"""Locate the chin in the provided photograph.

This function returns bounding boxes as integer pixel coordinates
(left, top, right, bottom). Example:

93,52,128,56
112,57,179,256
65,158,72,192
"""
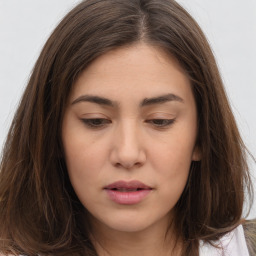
105,219,153,233
94,210,168,234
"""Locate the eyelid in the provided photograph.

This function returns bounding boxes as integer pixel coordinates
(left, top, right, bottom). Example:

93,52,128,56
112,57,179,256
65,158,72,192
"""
81,113,108,118
144,112,176,128
80,118,111,129
146,112,176,118
145,118,176,128
79,113,111,128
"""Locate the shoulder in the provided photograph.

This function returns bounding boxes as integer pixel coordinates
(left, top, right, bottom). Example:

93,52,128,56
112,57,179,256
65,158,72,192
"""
243,219,256,256
200,224,251,256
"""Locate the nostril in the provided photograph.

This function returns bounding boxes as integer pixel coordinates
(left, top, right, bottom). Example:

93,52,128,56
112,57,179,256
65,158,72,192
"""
115,161,142,169
110,145,146,169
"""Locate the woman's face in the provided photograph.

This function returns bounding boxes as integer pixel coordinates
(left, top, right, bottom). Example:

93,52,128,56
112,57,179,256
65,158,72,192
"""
62,43,200,234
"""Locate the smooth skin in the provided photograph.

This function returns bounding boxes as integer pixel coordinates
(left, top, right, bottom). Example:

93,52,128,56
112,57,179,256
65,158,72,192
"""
62,43,201,256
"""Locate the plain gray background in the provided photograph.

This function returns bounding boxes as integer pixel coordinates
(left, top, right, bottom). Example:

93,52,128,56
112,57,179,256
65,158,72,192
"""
0,0,255,218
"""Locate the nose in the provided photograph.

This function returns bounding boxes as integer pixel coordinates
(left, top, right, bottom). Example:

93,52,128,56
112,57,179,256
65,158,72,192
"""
110,121,146,169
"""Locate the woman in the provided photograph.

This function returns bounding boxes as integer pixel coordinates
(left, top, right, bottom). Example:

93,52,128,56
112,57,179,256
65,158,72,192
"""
0,0,255,255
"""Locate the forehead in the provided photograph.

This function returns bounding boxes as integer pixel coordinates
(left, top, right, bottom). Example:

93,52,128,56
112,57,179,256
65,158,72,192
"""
69,43,193,105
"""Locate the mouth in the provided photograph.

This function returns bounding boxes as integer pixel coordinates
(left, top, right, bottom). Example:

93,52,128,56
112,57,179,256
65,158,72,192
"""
109,188,148,192
104,180,152,191
104,180,153,205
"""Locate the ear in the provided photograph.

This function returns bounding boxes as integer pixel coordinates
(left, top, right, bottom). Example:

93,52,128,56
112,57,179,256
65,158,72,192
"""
192,145,201,161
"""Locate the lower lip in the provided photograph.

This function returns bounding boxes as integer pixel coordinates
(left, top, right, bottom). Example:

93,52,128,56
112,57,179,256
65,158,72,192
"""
105,189,152,205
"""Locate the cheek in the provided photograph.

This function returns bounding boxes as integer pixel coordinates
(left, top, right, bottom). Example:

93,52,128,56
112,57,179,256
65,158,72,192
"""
63,143,102,207
62,117,105,176
150,132,195,175
153,146,191,208
158,149,191,192
62,130,114,204
63,141,105,181
149,127,195,198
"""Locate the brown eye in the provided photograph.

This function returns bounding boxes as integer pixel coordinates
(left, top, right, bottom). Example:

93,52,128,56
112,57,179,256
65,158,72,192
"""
146,119,176,127
81,118,111,128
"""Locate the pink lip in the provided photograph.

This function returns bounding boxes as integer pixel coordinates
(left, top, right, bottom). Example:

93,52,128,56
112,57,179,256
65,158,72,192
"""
104,180,152,205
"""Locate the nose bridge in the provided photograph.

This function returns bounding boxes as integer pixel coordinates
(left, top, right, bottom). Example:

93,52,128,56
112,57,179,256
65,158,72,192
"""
110,118,145,168
119,118,138,146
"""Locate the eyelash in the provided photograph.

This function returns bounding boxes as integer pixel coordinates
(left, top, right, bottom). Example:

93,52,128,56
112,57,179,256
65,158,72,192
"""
81,118,176,129
145,119,176,128
81,118,111,128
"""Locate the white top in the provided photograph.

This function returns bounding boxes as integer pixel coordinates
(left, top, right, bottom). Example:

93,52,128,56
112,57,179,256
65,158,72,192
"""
199,225,250,256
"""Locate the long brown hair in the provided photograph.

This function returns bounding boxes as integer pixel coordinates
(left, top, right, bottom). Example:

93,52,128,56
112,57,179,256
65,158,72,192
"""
0,0,253,255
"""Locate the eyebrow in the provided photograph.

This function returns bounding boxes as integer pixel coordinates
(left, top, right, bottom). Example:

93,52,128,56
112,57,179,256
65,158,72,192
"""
71,93,184,107
140,93,184,107
72,95,117,107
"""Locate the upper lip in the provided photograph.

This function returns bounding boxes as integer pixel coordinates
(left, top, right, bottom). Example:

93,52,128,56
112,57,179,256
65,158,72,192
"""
104,180,152,190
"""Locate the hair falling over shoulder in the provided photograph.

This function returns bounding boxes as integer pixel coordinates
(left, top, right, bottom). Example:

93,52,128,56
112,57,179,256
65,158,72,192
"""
0,0,254,255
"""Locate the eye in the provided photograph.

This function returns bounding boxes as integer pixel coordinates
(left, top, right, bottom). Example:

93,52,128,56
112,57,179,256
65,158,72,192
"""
81,118,111,128
146,119,176,128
